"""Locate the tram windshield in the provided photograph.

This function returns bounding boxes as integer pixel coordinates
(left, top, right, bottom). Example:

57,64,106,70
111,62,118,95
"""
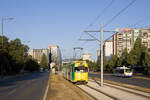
75,65,88,72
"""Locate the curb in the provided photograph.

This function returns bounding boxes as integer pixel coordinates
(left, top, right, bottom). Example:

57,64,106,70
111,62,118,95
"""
43,73,50,100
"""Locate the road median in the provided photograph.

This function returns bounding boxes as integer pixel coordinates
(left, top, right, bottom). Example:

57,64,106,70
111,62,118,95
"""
46,74,91,100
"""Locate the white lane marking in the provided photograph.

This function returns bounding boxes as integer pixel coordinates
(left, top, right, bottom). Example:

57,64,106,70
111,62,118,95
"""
43,76,50,100
8,89,16,95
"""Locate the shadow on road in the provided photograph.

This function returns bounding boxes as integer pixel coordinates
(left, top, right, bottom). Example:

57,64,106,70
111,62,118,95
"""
0,72,48,87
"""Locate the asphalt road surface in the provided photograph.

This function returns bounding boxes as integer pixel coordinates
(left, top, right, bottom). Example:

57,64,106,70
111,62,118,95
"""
0,72,49,100
89,73,150,88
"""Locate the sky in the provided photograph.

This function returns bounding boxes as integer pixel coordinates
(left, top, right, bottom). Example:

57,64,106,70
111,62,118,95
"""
0,0,150,61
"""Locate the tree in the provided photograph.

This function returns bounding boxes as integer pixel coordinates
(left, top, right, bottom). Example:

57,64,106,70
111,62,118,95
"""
0,36,13,75
0,36,9,52
8,38,29,73
140,46,150,66
9,38,29,63
97,55,108,71
118,48,128,66
0,49,12,77
127,37,150,67
133,37,142,65
40,53,48,70
127,50,137,66
107,55,118,72
86,60,98,71
0,36,31,75
25,56,40,72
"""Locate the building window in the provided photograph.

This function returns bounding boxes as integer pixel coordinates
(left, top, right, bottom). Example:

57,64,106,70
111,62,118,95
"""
143,32,148,38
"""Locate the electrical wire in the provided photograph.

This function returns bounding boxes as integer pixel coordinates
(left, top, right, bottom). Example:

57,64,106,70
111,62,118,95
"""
78,0,115,45
86,0,115,29
129,15,150,28
103,15,150,47
104,0,137,28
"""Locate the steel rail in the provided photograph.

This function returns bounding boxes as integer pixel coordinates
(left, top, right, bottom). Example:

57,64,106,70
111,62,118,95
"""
88,79,150,99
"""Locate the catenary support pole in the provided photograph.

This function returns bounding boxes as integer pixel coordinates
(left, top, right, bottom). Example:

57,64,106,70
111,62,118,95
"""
100,22,103,87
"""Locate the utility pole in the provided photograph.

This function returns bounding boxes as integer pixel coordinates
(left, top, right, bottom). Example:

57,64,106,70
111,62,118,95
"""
84,23,104,86
1,17,4,49
49,47,52,71
1,16,14,79
1,16,14,49
1,17,4,79
83,22,116,87
100,22,103,87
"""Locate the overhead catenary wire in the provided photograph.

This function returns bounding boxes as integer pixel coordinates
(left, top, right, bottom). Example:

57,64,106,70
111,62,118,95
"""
104,0,137,28
80,0,137,46
129,15,150,28
77,0,137,58
78,0,115,41
108,15,150,44
86,0,115,29
99,0,137,44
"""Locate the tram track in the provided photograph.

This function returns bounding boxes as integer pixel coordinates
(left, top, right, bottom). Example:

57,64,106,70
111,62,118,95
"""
89,76,150,93
102,82,150,99
75,85,98,100
86,79,150,100
76,83,116,100
76,85,113,100
85,84,119,100
63,75,150,100
74,78,150,100
89,77,150,95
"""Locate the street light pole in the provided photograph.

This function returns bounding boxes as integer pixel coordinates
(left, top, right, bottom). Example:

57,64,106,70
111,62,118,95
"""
1,16,14,49
1,16,14,79
1,17,4,49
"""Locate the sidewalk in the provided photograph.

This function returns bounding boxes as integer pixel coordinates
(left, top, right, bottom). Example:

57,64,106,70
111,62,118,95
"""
46,74,91,100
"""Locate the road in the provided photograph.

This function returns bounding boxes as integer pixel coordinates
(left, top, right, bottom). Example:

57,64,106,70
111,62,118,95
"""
0,72,49,100
89,73,150,88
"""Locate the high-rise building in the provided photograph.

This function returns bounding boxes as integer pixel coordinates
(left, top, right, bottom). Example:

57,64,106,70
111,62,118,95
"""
104,40,113,59
97,40,113,60
113,28,150,56
82,51,91,61
29,48,49,63
48,45,62,66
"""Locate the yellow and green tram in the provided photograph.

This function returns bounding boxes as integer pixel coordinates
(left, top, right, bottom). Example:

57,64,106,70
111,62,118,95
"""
62,61,88,84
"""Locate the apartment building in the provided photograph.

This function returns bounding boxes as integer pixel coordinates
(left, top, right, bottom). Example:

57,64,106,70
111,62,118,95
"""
104,40,113,59
113,28,150,56
29,48,49,63
97,40,113,60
